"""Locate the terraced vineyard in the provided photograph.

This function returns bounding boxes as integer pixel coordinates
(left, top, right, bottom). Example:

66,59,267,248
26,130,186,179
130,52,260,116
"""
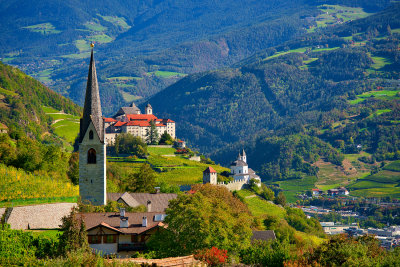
0,164,79,207
108,146,230,188
348,160,400,198
43,106,80,149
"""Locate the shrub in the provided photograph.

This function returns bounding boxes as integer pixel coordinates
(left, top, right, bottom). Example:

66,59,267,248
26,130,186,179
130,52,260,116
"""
194,247,228,266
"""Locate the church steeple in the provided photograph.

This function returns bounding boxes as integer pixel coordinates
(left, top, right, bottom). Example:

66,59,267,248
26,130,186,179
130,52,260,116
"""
80,47,104,143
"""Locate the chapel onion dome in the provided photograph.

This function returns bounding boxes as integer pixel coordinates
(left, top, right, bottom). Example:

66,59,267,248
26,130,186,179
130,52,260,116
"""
230,160,248,167
146,103,152,108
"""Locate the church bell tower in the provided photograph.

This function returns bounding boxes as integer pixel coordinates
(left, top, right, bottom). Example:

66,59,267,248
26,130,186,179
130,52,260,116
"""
79,45,106,205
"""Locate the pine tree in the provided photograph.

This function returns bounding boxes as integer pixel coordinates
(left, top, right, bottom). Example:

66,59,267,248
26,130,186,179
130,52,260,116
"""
58,209,90,256
146,120,159,145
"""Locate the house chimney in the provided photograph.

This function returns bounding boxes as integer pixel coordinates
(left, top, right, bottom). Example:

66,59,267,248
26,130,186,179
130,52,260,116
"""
120,208,125,217
147,200,152,212
120,217,129,228
142,216,147,227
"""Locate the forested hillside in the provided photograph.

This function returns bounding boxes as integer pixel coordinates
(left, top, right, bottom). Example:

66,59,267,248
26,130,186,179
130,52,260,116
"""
0,0,390,115
146,3,400,184
0,62,82,205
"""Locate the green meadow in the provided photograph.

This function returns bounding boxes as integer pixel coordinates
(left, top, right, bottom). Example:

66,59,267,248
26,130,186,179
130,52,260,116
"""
22,23,61,35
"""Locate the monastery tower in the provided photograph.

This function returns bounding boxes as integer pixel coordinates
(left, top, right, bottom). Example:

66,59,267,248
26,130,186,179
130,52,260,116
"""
79,46,107,205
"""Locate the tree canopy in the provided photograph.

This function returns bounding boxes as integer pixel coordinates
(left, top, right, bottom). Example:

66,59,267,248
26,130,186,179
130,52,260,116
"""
148,184,255,257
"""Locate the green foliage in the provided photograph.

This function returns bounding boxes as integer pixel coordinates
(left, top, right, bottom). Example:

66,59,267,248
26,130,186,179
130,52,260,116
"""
148,184,254,257
289,235,396,266
274,192,287,207
240,240,291,267
67,152,79,185
58,210,90,256
114,133,147,157
127,163,157,193
77,200,146,213
158,131,174,145
146,120,159,145
285,207,324,236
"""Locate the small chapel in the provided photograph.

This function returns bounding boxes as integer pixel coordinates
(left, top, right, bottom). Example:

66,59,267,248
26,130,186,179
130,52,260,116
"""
230,150,261,185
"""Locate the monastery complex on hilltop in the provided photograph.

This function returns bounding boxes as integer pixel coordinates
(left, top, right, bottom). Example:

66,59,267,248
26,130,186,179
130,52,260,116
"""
103,103,175,145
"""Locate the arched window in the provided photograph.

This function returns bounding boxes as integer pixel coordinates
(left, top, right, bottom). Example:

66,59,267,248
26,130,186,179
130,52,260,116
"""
88,148,96,164
89,130,94,140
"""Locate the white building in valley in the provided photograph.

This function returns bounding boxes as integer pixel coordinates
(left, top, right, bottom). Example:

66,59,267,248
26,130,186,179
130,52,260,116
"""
230,150,261,185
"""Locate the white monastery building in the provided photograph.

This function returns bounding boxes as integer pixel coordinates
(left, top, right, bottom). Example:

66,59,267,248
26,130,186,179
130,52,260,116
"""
104,103,175,145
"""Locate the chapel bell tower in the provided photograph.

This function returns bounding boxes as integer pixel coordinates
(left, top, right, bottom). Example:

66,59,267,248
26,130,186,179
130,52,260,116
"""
79,44,107,205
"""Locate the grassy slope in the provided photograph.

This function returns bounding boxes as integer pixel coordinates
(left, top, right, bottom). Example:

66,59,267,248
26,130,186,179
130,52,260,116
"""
236,189,325,246
348,160,400,198
109,146,230,187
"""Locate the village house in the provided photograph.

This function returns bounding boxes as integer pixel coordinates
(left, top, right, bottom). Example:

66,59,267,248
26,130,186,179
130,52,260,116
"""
0,122,8,134
312,188,323,196
80,210,167,255
106,192,177,212
103,103,175,145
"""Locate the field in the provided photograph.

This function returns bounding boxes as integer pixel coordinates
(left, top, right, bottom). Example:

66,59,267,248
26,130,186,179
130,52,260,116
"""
98,15,131,30
308,5,371,33
84,21,107,32
236,190,286,219
349,89,400,104
151,71,186,78
348,161,400,197
120,91,141,102
22,23,61,35
108,146,230,186
371,56,393,69
0,164,78,207
43,106,80,144
147,146,176,155
276,176,317,203
148,153,229,185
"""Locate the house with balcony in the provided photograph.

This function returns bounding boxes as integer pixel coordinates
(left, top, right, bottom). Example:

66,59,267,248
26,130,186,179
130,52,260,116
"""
79,210,167,255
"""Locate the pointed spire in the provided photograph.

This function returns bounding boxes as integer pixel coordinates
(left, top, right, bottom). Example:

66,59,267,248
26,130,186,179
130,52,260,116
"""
80,48,104,143
237,151,241,160
242,149,246,156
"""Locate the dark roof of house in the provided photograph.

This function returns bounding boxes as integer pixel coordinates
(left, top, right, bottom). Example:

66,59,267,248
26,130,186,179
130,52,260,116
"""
80,48,104,143
203,166,217,173
107,193,177,212
114,102,141,117
230,160,248,167
79,212,165,234
252,230,276,241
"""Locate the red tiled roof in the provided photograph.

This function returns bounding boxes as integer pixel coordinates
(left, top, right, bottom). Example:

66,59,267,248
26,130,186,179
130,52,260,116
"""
156,124,166,127
203,166,217,173
114,121,127,127
0,122,8,129
104,117,117,123
126,114,157,121
163,119,175,123
125,121,150,127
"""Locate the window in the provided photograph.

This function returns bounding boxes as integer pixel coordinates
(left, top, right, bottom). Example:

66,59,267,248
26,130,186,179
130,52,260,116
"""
89,130,94,140
88,235,101,244
103,235,117,243
88,148,96,164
